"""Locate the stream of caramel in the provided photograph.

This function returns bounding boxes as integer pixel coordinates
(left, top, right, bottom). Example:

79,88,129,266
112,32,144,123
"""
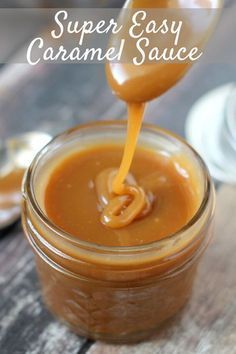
97,0,220,229
95,103,151,228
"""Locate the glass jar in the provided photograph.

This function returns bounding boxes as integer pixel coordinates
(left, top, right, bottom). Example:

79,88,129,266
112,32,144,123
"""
22,121,215,343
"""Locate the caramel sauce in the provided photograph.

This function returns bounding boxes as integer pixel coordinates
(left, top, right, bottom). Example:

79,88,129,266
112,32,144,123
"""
96,103,151,228
23,1,218,342
45,0,219,232
101,0,220,228
45,144,200,247
0,169,24,209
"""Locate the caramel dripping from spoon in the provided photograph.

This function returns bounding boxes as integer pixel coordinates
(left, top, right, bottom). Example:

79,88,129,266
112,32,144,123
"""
96,0,222,229
95,103,152,228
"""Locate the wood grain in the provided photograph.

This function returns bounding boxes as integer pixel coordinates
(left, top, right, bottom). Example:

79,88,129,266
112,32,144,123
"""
87,185,236,354
0,225,85,354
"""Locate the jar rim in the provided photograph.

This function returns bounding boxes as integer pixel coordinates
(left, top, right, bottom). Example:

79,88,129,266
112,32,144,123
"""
23,120,213,255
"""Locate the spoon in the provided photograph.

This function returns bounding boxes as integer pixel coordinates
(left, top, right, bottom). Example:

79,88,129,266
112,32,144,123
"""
106,0,223,102
0,132,51,232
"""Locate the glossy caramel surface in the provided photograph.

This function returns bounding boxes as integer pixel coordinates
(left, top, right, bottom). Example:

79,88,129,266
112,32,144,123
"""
105,0,220,226
45,144,200,247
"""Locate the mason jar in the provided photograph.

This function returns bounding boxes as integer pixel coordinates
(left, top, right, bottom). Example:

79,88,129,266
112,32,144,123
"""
22,121,215,343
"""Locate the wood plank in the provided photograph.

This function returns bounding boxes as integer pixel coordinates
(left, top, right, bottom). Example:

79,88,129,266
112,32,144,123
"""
87,184,236,354
0,225,85,354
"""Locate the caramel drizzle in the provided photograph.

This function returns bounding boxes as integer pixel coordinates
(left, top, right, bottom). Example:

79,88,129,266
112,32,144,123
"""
95,103,152,229
112,103,145,194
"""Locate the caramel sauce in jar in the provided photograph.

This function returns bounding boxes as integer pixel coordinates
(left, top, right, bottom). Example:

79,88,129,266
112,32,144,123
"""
22,0,220,342
22,122,215,342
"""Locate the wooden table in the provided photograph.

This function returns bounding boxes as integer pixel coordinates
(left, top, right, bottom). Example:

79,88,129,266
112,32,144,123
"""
1,3,236,353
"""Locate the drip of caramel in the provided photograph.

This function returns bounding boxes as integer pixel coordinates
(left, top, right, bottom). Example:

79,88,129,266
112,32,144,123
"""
95,166,152,228
112,103,145,195
96,103,152,228
96,0,221,229
45,144,201,247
